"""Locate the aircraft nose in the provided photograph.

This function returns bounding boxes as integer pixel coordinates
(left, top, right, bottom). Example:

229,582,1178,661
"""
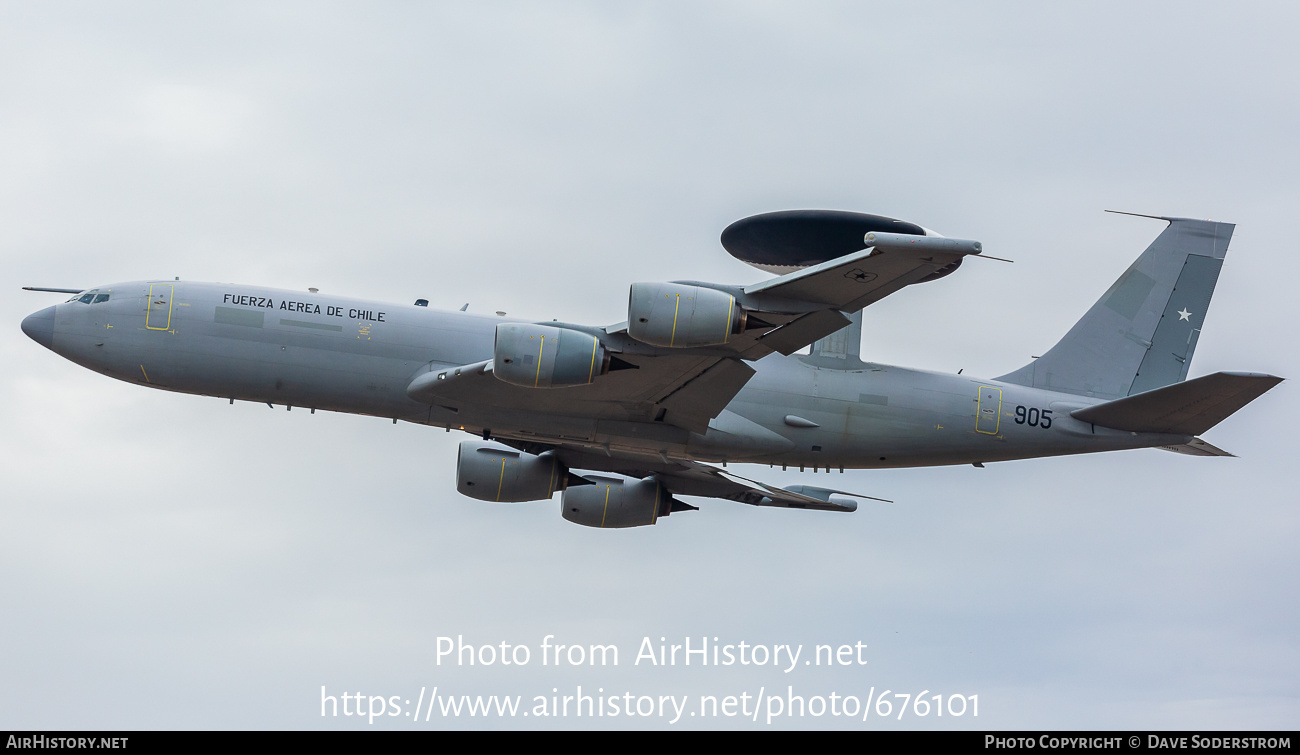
21,305,57,350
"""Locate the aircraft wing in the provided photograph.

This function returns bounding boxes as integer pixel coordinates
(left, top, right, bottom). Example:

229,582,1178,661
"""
408,352,754,435
407,231,983,434
506,440,885,511
698,231,983,360
648,461,888,511
743,239,972,316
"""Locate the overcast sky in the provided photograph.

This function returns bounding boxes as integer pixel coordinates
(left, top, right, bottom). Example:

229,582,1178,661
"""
2,1,1297,730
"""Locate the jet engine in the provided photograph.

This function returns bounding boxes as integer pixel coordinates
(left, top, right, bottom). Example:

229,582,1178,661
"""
560,477,694,528
456,441,567,502
627,282,745,348
494,323,609,388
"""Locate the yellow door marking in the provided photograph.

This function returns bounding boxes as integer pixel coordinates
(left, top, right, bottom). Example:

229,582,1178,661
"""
976,387,1002,435
145,284,174,330
139,365,151,383
600,485,611,528
496,459,507,502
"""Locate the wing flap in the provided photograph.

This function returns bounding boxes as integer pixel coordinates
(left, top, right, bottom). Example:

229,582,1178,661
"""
744,309,852,357
654,463,888,511
657,359,757,434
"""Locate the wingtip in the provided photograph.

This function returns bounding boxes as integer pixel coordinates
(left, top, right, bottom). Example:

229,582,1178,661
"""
1105,209,1172,222
1105,209,1233,226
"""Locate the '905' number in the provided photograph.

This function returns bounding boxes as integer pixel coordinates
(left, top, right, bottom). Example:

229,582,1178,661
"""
1014,406,1053,428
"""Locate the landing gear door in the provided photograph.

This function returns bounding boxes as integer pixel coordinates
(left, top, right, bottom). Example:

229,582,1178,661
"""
146,284,173,330
976,386,1002,435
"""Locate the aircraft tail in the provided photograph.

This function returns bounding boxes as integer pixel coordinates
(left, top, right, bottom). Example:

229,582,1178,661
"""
997,214,1234,399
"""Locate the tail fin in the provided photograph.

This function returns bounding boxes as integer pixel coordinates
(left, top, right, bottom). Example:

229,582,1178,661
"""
997,214,1234,398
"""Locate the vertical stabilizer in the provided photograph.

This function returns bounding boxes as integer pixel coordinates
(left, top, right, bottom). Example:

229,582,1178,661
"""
996,216,1233,399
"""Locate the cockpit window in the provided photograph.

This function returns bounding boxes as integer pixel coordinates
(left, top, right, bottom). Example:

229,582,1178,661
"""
68,289,109,304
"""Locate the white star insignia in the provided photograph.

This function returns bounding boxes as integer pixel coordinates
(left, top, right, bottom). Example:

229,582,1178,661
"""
1177,308,1192,321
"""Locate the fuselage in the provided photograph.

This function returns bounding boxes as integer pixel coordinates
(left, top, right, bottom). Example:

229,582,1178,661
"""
22,280,1191,471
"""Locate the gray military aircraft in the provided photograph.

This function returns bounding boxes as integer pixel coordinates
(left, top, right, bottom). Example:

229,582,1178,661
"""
21,210,1281,528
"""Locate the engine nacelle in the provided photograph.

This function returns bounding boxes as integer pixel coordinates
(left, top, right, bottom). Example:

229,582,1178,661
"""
627,282,745,348
561,477,681,528
456,441,566,502
494,323,608,388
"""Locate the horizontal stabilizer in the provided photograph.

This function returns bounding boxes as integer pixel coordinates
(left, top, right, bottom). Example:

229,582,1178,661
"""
1156,438,1235,457
1071,371,1282,435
